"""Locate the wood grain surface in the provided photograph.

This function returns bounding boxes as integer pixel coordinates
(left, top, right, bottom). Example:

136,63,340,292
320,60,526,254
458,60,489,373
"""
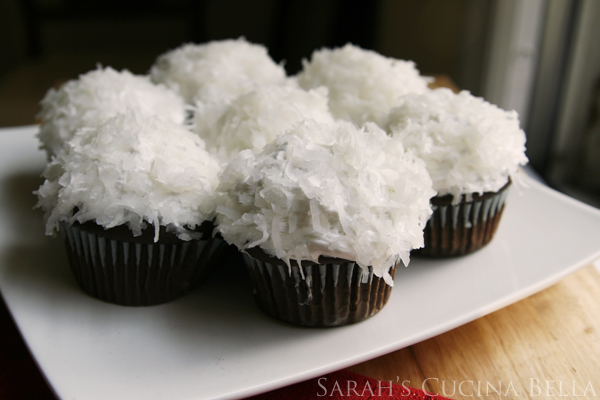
347,264,600,399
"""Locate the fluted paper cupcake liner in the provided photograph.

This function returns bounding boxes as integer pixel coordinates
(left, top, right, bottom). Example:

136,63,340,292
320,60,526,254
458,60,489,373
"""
61,221,227,306
416,182,511,257
242,253,397,327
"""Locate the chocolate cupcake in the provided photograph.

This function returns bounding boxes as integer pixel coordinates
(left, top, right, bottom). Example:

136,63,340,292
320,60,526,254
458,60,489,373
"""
216,120,434,326
243,248,398,327
296,43,430,128
192,83,334,163
149,38,289,105
60,220,225,306
418,180,511,257
36,113,225,305
385,88,528,256
37,66,186,160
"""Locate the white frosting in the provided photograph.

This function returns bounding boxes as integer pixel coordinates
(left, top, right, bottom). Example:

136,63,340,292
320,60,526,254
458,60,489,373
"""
385,88,528,200
296,44,430,127
192,84,335,162
215,120,435,285
150,38,289,104
36,113,221,241
37,66,186,158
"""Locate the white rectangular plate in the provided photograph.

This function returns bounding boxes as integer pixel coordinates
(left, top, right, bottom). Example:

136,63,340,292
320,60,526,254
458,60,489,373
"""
2,125,600,400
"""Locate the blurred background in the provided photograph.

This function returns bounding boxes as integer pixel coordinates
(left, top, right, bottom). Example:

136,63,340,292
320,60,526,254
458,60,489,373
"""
0,0,599,207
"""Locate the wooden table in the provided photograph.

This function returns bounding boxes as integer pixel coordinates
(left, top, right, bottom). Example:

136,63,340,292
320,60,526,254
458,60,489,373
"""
2,264,599,399
348,264,600,399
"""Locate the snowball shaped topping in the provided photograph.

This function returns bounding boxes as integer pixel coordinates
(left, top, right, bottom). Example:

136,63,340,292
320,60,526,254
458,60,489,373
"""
36,113,222,241
150,38,288,104
216,120,435,284
385,88,528,200
296,44,430,127
37,66,186,158
193,84,335,162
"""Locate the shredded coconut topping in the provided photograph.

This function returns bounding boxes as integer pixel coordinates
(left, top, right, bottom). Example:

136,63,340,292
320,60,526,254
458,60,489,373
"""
296,44,431,127
150,38,288,104
36,113,221,241
37,66,186,158
215,120,435,285
193,84,335,162
385,88,528,200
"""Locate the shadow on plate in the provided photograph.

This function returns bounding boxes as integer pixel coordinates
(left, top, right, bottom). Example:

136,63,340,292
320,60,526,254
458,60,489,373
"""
0,170,80,302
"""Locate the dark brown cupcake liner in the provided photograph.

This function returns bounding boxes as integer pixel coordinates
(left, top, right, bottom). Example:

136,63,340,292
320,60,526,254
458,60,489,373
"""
242,250,398,327
60,220,227,306
416,181,511,257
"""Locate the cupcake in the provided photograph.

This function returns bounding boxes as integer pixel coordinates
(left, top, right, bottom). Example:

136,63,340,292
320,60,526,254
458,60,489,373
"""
385,88,528,256
216,119,434,326
149,38,289,105
296,43,431,128
192,83,335,162
37,66,186,159
35,113,226,305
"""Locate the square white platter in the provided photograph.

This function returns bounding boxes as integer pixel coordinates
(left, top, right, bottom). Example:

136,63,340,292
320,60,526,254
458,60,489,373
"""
1,125,600,400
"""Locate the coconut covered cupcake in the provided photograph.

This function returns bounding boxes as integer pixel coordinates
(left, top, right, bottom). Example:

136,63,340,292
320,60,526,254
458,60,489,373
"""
296,43,430,128
385,88,528,256
150,38,289,104
37,66,186,159
36,112,226,306
216,119,434,326
192,84,335,162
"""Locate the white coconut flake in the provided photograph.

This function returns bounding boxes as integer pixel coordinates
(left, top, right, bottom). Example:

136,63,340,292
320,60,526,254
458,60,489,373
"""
37,66,186,159
385,88,528,200
296,43,431,127
150,38,289,104
36,112,221,241
192,84,335,162
216,119,435,285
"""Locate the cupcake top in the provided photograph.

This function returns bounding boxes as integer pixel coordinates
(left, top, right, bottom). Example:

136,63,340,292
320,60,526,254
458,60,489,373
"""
296,43,431,127
385,88,528,200
150,38,288,104
37,66,186,159
215,119,435,284
193,84,335,162
36,112,221,242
